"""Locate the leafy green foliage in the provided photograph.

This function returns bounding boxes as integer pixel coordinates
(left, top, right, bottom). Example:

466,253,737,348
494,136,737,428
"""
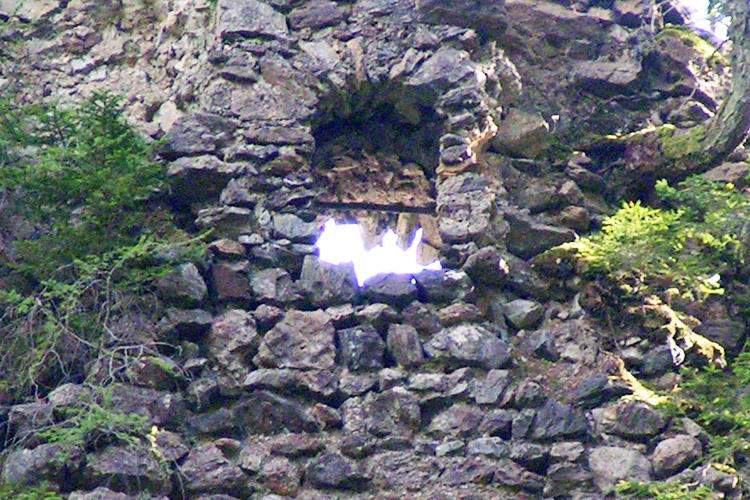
0,92,166,279
0,483,64,500
558,175,749,300
663,347,750,466
0,93,205,399
616,480,719,500
35,387,149,452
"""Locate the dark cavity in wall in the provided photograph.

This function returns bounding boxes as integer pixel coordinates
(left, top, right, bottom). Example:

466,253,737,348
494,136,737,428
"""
312,103,443,183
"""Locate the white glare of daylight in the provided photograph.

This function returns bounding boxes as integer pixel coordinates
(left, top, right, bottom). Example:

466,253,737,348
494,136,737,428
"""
681,0,729,41
316,219,442,286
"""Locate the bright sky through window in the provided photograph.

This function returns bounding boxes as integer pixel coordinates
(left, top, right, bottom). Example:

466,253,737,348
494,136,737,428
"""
682,0,729,40
316,219,442,286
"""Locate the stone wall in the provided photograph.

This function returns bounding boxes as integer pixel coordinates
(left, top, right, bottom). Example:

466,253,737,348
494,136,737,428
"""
0,0,745,499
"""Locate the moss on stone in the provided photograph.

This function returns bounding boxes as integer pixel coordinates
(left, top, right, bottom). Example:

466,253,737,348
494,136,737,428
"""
657,25,728,67
659,124,706,159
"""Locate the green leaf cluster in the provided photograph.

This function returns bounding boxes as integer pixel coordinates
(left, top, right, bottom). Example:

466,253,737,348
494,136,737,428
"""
35,386,150,453
559,175,749,299
0,93,205,399
0,92,166,279
0,483,64,500
664,348,750,467
616,480,719,500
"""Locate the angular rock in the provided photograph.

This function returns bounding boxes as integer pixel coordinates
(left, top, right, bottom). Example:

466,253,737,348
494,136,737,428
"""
155,263,208,306
695,319,747,356
437,174,497,244
234,391,319,434
412,269,473,303
354,388,421,437
211,262,253,302
427,403,484,438
216,0,288,41
288,0,346,30
424,324,510,370
416,0,507,37
640,345,674,376
206,309,259,381
467,437,509,458
505,210,575,260
1,443,83,488
196,207,257,239
181,443,249,497
531,400,589,440
491,109,550,159
574,57,642,97
573,374,632,409
68,488,142,500
588,446,652,491
402,302,441,336
439,456,496,485
509,441,549,473
702,162,750,189
438,302,483,326
386,324,424,368
362,274,418,307
504,299,544,329
494,459,545,493
254,310,336,370
651,435,702,479
473,369,512,405
258,457,300,496
598,400,667,439
298,256,359,308
406,47,477,101
84,445,171,495
272,214,320,244
306,453,368,490
337,325,386,371
479,410,514,439
158,308,213,343
250,268,299,305
166,113,236,159
168,156,247,203
461,246,510,286
107,384,186,428
242,369,338,400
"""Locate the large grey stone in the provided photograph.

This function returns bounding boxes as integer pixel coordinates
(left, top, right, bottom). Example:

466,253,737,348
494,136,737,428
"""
651,435,702,479
386,324,424,368
181,443,249,497
362,274,418,307
155,263,208,306
168,156,247,203
416,0,506,37
503,299,544,329
254,310,336,370
306,453,369,490
298,256,359,308
206,309,259,381
425,324,510,370
531,400,589,440
216,0,288,41
1,443,83,488
234,391,319,435
272,214,320,244
588,446,652,491
288,0,346,29
84,446,171,495
337,325,386,372
505,210,575,260
166,113,236,159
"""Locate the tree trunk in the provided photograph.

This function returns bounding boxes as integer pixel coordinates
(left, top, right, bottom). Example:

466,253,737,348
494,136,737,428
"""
700,0,750,163
659,0,750,179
